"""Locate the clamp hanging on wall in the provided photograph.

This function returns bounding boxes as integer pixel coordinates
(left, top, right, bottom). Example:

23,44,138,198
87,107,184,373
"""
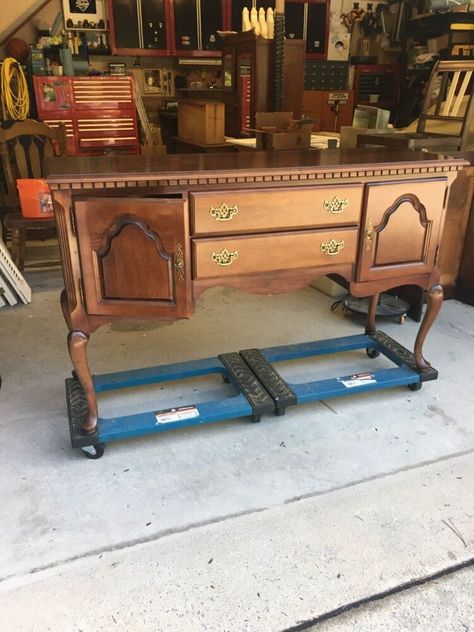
273,0,285,111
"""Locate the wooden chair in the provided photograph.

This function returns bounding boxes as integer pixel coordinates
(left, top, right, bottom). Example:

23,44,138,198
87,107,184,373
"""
0,119,66,270
357,60,474,152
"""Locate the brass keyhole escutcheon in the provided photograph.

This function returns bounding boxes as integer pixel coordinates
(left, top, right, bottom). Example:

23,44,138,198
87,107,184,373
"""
174,243,185,281
365,218,374,252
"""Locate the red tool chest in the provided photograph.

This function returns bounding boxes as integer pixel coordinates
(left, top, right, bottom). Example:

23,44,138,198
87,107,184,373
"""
33,76,140,156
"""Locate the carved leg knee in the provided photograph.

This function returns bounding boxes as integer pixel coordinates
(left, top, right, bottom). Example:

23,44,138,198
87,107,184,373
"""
414,284,443,372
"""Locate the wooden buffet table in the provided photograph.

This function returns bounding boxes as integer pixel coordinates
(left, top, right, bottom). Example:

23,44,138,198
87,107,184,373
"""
47,149,466,456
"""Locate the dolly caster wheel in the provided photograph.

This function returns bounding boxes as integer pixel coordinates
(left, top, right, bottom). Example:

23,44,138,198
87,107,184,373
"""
275,408,286,417
222,374,230,384
408,382,422,392
81,443,105,459
366,347,380,359
251,415,261,423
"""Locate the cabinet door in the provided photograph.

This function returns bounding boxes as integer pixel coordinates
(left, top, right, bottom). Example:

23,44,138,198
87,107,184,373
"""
112,0,140,49
286,1,305,40
357,178,448,283
201,0,223,50
306,3,327,54
74,197,191,318
141,0,167,49
173,0,198,50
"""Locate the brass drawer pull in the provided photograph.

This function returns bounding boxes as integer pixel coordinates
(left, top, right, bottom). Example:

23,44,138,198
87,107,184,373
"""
211,248,239,266
320,239,345,256
209,203,238,221
174,243,185,282
365,218,374,252
323,196,349,214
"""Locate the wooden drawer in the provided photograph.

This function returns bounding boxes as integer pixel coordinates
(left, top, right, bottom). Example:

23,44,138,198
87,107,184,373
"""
190,185,363,235
193,228,358,279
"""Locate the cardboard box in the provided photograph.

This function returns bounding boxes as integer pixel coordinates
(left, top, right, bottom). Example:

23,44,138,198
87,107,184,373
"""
178,101,225,145
255,112,313,150
352,105,390,130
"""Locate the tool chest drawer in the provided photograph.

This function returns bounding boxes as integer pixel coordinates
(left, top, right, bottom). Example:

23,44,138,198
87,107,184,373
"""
190,184,363,236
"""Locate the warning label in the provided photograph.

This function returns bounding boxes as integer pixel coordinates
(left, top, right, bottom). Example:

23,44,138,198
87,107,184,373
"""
155,405,199,424
340,372,377,388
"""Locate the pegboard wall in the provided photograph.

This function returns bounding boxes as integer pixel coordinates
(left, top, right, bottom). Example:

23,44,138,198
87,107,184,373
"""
304,61,349,91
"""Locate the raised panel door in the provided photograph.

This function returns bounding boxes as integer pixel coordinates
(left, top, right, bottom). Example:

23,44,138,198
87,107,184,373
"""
357,178,448,282
74,197,191,318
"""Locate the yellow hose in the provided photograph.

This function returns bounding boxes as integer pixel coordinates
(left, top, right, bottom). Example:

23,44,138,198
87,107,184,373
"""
1,57,30,121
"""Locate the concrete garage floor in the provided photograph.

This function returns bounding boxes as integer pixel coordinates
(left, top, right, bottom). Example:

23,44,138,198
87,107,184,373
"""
0,269,473,631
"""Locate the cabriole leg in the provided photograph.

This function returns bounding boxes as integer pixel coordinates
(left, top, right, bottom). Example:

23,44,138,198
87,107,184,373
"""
60,289,72,330
67,330,98,434
414,284,443,372
365,292,380,336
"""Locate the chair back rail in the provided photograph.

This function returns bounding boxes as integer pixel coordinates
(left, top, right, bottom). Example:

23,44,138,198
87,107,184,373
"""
418,60,474,150
0,120,66,208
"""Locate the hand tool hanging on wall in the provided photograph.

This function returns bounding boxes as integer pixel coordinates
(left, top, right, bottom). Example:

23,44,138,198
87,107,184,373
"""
273,0,285,111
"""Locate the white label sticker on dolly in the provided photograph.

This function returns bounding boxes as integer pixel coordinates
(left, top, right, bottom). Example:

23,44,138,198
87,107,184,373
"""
155,405,199,424
340,372,377,388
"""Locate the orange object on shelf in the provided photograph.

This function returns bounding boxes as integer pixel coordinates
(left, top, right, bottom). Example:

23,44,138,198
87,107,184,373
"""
16,179,54,219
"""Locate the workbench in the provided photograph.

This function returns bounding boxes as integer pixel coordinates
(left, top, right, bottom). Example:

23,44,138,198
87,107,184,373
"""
47,149,466,457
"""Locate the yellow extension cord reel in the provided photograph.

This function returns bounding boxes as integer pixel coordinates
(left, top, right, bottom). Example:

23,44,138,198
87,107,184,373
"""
1,57,30,121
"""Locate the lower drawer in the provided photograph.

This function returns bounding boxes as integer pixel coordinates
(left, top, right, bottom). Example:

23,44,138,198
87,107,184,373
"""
193,228,358,279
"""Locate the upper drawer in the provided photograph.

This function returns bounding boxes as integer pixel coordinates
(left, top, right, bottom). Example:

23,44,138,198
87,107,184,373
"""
190,184,363,236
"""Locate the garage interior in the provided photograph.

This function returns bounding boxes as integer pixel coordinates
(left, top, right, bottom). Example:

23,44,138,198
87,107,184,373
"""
0,0,473,630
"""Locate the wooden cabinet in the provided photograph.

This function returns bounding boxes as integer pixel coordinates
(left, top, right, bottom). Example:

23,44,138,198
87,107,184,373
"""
357,178,448,283
73,197,191,318
48,151,464,442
